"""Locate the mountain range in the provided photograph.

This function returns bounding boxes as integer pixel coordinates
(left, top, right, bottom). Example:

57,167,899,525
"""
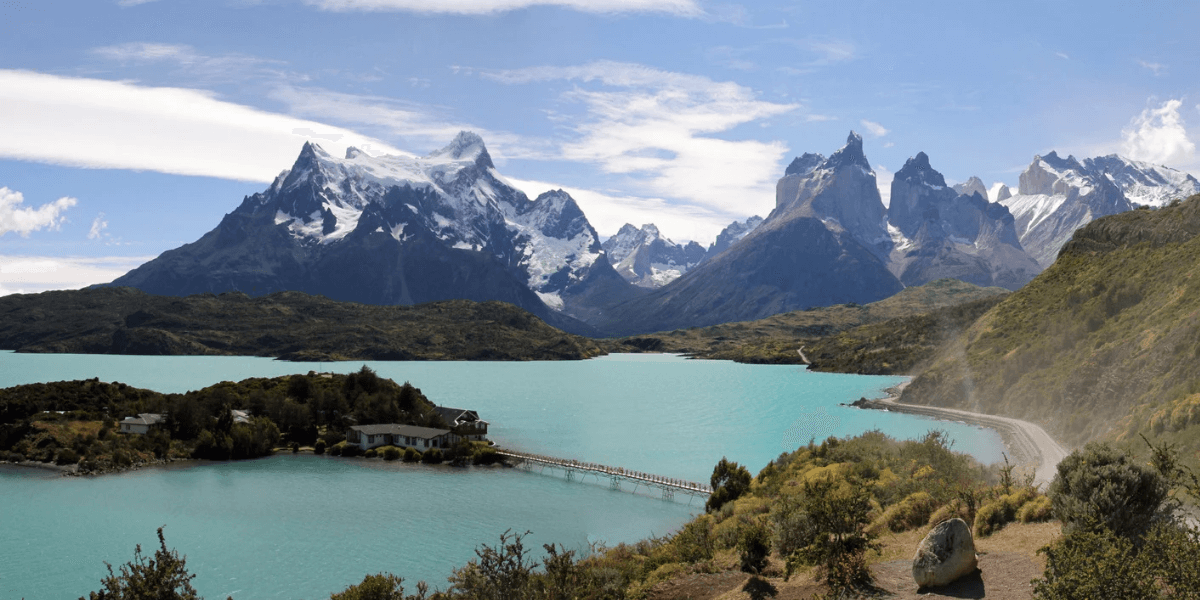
107,131,1199,337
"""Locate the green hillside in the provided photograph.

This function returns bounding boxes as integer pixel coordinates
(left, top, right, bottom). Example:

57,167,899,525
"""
904,196,1200,463
0,287,605,361
618,278,1009,365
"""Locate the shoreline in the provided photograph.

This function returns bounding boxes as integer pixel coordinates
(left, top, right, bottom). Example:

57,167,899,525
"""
858,379,1069,488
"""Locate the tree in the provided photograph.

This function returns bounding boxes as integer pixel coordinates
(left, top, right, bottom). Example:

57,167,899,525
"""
783,478,879,594
448,530,537,600
83,527,204,600
706,457,751,513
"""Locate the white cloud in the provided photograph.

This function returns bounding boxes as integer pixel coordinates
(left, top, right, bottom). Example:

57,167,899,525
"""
860,119,888,137
483,61,797,217
88,214,109,240
117,0,160,6
507,177,731,244
0,255,154,296
0,70,403,182
303,0,702,15
1056,52,1070,60
1138,60,1167,76
0,187,76,238
266,85,548,160
1121,99,1195,167
874,165,893,208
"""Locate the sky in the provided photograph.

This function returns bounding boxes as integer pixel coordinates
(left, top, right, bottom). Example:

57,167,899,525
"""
2,0,1199,295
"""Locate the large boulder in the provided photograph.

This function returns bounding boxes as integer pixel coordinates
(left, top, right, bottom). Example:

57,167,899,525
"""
912,518,978,588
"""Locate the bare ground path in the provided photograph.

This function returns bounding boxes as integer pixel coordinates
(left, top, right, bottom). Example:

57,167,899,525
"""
859,380,1069,488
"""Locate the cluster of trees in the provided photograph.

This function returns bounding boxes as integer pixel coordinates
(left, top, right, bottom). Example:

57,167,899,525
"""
0,367,446,471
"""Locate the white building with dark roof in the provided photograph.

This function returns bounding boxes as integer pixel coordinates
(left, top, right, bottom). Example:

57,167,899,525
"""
346,424,453,452
433,407,489,442
118,413,166,435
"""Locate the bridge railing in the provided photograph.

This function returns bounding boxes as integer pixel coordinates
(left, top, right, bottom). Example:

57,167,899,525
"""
496,450,712,495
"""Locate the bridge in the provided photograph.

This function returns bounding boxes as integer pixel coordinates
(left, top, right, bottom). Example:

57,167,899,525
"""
496,450,712,503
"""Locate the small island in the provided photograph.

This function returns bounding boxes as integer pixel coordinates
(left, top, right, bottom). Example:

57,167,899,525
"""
0,366,500,475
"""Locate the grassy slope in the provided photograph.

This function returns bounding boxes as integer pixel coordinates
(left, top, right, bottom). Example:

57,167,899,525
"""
616,279,1008,367
0,287,605,361
905,196,1200,465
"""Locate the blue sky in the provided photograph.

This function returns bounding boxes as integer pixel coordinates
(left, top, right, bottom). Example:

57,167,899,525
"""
2,0,1198,294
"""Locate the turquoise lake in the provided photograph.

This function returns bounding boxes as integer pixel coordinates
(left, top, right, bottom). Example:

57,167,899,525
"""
0,352,1005,599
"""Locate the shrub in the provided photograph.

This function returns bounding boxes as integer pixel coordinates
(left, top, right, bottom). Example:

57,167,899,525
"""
55,448,80,466
403,447,420,463
876,491,938,533
1049,442,1168,538
327,442,343,457
364,448,378,459
1032,527,1154,600
340,444,363,458
737,521,771,574
1018,496,1053,523
382,446,401,461
84,528,200,600
331,573,405,600
927,499,970,528
472,447,503,465
313,439,327,455
421,448,443,464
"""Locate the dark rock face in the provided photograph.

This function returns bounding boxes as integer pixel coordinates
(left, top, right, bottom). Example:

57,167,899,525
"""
706,216,764,259
887,153,1040,290
108,133,632,336
588,132,904,336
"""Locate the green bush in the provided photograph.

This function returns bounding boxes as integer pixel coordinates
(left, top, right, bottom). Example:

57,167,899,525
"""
927,499,970,528
421,448,443,464
877,491,938,533
1018,496,1053,523
472,447,503,465
737,521,771,574
364,448,378,459
328,442,343,456
1032,527,1154,600
382,446,401,461
1049,443,1168,538
313,439,326,455
55,448,80,466
403,447,420,462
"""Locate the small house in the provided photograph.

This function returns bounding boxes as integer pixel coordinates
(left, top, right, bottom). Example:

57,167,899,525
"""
434,407,489,442
119,413,166,435
346,424,453,452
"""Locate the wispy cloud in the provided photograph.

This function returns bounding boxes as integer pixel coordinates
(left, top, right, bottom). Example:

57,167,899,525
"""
1056,51,1070,60
481,61,797,216
267,84,549,160
90,42,297,85
0,187,76,238
88,213,109,241
860,119,888,137
0,255,153,296
302,0,702,16
1121,99,1195,167
1138,60,1167,77
0,70,403,182
116,0,161,6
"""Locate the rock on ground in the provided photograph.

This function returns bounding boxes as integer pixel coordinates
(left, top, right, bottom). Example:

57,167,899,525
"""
913,518,979,588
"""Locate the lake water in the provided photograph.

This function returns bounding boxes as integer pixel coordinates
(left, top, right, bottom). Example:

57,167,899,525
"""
0,352,1004,599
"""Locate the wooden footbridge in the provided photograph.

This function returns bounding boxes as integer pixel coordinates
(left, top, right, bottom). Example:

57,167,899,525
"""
496,450,712,503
